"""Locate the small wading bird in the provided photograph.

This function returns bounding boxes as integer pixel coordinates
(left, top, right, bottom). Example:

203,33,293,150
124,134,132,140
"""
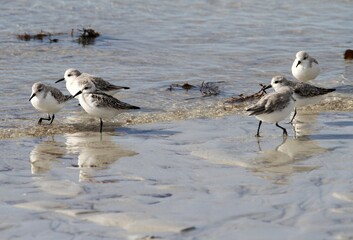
29,82,73,124
246,77,296,137
267,75,335,123
56,68,130,98
291,51,320,82
73,81,140,133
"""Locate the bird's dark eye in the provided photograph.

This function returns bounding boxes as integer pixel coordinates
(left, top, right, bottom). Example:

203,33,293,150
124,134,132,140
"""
38,89,42,92
274,81,279,84
84,87,89,90
68,74,72,77
303,56,307,60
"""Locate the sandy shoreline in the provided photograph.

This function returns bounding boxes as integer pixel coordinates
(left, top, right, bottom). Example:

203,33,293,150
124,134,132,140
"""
0,89,347,140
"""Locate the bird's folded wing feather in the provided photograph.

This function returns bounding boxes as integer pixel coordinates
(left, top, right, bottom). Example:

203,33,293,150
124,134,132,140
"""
91,92,139,110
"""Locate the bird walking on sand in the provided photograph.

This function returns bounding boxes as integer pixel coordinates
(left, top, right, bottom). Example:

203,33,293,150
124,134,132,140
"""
29,82,73,124
72,81,140,133
56,68,130,98
291,51,320,82
246,79,295,137
268,75,335,122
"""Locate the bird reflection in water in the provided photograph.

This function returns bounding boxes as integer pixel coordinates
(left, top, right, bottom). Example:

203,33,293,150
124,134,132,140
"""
29,137,66,174
64,132,137,182
252,110,331,183
253,133,327,184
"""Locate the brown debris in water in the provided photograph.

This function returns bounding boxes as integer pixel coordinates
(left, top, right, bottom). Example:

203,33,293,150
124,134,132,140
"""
16,27,100,45
344,49,353,60
16,30,63,42
200,81,220,96
17,33,31,41
168,81,222,96
224,83,268,105
180,226,197,233
76,28,100,46
78,28,100,38
168,83,196,91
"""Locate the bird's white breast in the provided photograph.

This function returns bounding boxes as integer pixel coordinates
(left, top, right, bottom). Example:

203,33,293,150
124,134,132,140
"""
66,79,81,97
31,92,64,114
291,60,320,82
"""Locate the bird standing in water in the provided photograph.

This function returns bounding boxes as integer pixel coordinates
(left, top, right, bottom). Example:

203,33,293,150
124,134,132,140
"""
29,82,73,124
73,81,140,133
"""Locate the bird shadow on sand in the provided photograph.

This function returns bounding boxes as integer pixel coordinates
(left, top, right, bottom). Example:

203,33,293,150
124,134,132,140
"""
117,127,180,137
68,123,180,138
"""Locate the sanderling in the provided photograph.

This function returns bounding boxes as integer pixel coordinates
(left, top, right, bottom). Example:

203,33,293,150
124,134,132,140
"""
291,51,320,82
246,82,295,137
29,82,73,124
72,81,140,132
269,75,335,122
56,68,130,97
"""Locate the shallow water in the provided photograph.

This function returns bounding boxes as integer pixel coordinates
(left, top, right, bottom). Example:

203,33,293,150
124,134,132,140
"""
1,0,353,138
3,113,353,239
2,0,353,239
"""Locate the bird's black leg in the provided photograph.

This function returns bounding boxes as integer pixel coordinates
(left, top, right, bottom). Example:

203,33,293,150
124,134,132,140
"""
256,121,262,137
276,122,288,136
290,108,297,124
49,114,55,124
38,114,51,125
100,118,103,133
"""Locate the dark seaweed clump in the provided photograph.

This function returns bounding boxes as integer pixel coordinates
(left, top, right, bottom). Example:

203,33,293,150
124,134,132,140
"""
168,81,222,97
16,27,100,46
76,28,100,46
167,83,197,91
16,30,62,42
200,81,220,96
224,84,268,104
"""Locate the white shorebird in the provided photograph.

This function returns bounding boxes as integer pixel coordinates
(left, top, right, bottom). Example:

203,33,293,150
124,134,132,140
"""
246,80,295,137
269,75,335,122
29,82,73,124
72,81,140,132
291,51,320,82
56,68,130,98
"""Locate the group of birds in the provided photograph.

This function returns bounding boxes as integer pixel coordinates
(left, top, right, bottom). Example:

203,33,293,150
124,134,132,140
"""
29,50,335,136
29,68,139,132
247,51,336,137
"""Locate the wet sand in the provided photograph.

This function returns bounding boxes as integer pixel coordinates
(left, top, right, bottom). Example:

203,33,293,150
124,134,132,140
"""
2,110,353,239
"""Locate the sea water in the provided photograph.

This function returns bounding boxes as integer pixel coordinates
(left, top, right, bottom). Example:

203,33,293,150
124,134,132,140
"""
1,0,353,239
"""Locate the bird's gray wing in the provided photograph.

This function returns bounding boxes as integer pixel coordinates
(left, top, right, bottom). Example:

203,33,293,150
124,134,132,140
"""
247,95,275,115
91,92,140,110
294,82,335,97
92,77,130,91
309,57,318,66
47,86,72,103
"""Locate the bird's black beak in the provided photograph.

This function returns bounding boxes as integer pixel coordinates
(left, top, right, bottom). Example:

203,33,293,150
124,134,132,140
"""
55,78,65,83
259,84,272,94
264,84,272,90
29,93,36,101
296,60,301,68
72,90,82,98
